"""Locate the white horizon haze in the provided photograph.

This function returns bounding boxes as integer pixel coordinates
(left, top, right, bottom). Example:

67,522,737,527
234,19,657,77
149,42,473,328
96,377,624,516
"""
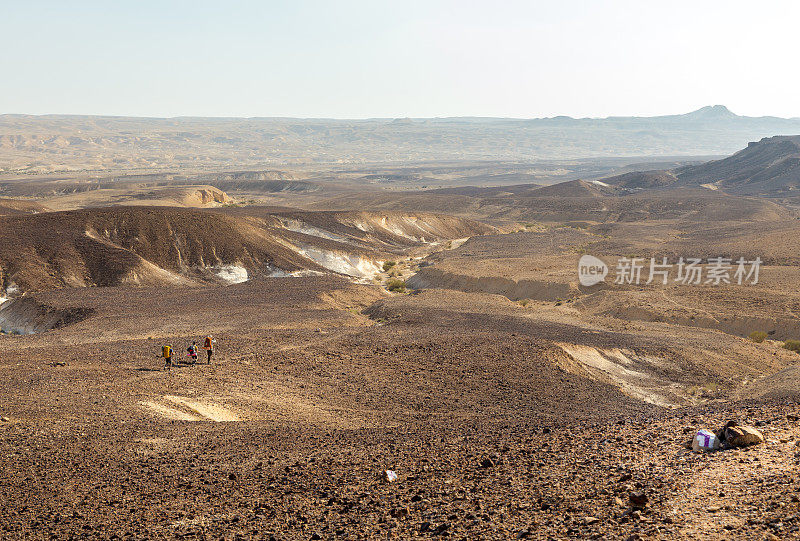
2,0,799,119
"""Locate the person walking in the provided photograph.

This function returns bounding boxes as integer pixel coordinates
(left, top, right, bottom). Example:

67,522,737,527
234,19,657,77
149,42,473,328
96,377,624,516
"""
162,344,173,371
187,341,198,364
203,335,216,364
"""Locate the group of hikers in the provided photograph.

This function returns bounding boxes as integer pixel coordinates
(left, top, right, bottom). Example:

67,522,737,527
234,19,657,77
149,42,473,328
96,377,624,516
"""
161,335,216,371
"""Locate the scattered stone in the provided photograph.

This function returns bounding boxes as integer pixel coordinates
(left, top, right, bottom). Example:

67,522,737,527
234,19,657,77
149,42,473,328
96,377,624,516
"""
480,457,495,468
390,507,409,519
629,491,648,508
0,416,9,422
582,516,600,525
382,469,398,482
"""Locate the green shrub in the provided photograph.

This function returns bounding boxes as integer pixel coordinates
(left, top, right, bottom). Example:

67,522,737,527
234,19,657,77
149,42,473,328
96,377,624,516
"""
386,279,406,293
784,340,800,353
382,261,397,272
749,331,768,343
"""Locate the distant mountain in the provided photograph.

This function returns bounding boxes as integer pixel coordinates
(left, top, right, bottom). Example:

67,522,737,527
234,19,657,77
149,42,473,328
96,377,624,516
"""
674,136,800,195
601,135,800,196
3,107,800,173
680,104,739,120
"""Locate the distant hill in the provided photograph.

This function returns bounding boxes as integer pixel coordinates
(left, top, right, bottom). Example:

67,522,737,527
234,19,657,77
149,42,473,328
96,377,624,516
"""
600,171,679,190
0,198,49,216
600,135,800,196
3,106,800,173
673,135,800,195
528,179,616,198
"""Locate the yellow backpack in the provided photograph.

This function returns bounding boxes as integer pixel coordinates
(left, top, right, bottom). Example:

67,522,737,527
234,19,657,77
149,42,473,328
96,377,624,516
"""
162,345,172,358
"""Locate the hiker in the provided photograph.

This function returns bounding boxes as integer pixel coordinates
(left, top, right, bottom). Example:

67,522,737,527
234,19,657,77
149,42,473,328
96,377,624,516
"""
162,344,173,371
203,335,216,364
187,341,198,364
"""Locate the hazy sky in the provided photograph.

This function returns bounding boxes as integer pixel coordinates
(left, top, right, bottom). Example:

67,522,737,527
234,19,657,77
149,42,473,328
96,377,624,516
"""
2,0,799,119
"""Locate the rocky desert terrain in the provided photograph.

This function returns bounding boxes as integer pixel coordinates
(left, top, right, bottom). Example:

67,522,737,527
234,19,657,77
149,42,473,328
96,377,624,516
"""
2,133,800,540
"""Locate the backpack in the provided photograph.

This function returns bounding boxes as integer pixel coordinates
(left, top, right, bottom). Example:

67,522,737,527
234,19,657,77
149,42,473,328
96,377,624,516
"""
204,336,212,349
162,345,172,358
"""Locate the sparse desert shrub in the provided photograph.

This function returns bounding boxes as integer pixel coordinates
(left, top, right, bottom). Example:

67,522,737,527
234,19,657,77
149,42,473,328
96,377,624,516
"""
784,340,800,353
382,261,397,272
749,331,768,343
386,279,406,293
518,299,530,307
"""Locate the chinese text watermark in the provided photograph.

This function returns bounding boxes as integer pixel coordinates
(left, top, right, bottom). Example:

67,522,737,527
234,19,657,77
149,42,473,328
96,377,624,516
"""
578,255,761,287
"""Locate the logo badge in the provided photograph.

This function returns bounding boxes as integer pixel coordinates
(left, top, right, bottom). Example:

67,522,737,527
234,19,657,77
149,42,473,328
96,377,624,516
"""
578,254,608,286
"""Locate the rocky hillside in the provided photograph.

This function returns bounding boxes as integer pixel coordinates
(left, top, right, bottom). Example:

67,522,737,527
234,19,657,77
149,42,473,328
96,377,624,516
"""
0,198,48,216
0,207,492,293
673,135,800,195
600,136,800,196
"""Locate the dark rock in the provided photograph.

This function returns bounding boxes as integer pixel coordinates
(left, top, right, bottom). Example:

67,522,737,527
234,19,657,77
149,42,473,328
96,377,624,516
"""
629,491,648,508
390,507,409,519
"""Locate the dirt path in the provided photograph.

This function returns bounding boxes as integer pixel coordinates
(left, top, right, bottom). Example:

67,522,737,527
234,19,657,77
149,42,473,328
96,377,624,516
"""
141,395,240,422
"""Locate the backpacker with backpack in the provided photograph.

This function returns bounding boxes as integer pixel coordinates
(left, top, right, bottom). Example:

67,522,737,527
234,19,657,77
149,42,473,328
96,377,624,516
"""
162,345,173,371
